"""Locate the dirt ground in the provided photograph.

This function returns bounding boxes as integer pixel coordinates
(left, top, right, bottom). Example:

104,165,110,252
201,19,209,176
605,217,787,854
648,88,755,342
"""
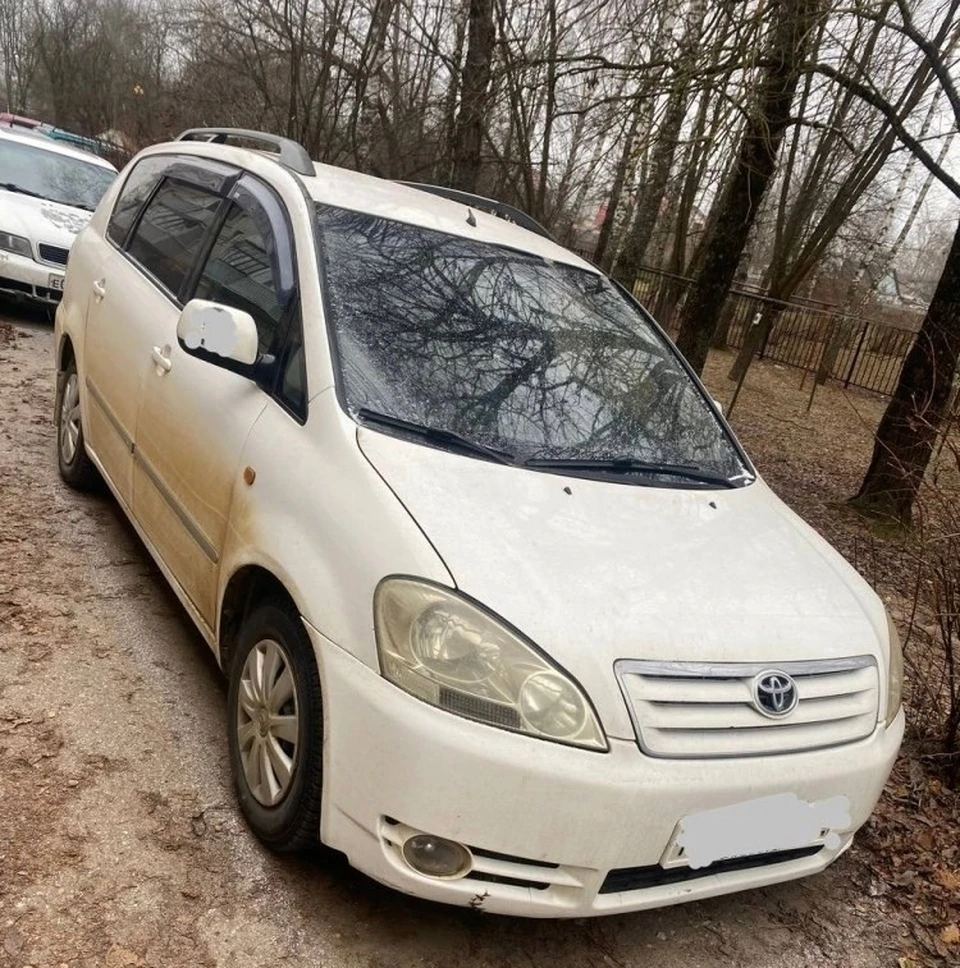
0,306,952,968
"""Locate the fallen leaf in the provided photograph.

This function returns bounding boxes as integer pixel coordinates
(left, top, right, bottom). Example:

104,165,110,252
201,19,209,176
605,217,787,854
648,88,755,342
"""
941,924,960,945
934,869,960,891
915,828,935,852
105,945,143,967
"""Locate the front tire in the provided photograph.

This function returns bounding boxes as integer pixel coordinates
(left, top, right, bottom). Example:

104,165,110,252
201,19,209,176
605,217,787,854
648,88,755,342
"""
227,599,324,851
56,358,100,490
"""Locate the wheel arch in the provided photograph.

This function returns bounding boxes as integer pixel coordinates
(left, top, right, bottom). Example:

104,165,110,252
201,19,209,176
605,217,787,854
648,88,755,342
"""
57,333,76,371
218,563,301,673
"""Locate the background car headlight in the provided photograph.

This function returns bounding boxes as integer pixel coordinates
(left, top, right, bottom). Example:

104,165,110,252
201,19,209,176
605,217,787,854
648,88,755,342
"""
374,578,607,750
0,232,32,258
885,611,903,726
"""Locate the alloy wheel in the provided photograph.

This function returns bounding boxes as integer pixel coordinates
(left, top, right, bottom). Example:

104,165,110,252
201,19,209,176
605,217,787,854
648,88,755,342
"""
236,638,300,807
59,372,81,465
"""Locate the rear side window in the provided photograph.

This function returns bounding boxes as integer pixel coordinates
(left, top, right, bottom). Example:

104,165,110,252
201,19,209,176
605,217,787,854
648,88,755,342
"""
106,156,168,246
126,180,222,297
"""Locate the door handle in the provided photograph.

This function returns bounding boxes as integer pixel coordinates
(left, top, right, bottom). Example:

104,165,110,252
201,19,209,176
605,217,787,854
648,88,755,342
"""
92,278,106,300
151,345,172,373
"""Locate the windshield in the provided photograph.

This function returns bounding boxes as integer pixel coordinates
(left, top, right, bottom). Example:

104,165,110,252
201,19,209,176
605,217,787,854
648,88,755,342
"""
0,138,115,211
315,203,752,486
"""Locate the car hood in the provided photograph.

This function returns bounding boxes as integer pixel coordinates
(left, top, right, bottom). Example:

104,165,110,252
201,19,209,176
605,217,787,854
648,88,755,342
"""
0,190,92,247
358,429,888,739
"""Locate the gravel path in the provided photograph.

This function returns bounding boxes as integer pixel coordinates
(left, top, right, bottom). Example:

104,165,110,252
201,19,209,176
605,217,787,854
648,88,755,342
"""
0,308,914,968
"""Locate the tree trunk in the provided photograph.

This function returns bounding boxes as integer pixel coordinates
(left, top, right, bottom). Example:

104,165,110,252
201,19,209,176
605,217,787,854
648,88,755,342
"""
851,220,960,523
711,249,754,348
673,0,820,375
594,107,642,269
614,82,687,284
450,0,495,193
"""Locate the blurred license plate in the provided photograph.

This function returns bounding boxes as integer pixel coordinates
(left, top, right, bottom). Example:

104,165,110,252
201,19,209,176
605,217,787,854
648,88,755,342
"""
664,793,851,870
48,274,64,290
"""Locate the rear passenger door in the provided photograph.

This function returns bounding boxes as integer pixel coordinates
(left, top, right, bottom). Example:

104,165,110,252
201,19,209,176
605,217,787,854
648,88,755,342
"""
133,173,304,629
80,155,174,505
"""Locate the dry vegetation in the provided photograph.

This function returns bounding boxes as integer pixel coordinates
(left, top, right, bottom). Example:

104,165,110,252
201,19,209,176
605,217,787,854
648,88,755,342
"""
703,351,960,964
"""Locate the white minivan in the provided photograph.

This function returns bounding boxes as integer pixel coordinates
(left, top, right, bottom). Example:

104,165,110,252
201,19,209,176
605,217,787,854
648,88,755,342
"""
54,128,903,917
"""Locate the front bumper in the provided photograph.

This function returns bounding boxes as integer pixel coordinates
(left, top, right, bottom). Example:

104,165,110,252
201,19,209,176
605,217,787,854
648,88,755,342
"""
309,625,904,918
0,249,64,304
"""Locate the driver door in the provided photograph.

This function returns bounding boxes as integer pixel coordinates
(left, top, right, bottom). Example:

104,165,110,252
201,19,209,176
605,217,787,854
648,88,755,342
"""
133,174,300,628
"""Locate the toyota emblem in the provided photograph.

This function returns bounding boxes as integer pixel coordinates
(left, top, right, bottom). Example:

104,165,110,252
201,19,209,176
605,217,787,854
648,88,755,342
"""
752,671,799,717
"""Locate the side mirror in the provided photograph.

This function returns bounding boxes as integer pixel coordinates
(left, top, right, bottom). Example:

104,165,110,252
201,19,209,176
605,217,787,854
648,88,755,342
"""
177,299,258,366
713,399,724,415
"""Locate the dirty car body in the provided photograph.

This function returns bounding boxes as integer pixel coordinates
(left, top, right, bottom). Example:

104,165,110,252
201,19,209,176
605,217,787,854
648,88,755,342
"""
53,129,903,918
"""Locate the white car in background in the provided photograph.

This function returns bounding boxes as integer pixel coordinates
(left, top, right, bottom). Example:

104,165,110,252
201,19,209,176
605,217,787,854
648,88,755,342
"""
0,125,117,308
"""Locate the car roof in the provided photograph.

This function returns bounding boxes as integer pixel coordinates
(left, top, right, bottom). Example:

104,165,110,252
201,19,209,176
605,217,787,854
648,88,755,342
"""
0,124,117,171
140,136,595,271
300,162,595,270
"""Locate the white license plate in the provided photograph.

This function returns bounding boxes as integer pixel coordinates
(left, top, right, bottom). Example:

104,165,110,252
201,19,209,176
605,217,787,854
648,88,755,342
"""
664,793,851,870
48,273,65,291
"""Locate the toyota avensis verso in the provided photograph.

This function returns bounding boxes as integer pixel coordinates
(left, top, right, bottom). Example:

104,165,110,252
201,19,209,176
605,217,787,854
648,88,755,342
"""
53,128,903,917
0,124,117,307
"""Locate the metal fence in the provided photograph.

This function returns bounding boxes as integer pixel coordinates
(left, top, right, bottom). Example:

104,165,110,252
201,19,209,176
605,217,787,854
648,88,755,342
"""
629,265,921,396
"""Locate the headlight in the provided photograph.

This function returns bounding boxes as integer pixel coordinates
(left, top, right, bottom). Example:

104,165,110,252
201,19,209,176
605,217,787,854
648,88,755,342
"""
0,231,32,258
374,578,607,750
885,611,903,726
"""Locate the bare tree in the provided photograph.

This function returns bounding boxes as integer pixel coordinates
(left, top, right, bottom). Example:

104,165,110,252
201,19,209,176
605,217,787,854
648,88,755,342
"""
814,0,960,522
450,0,494,192
673,0,823,375
0,0,39,112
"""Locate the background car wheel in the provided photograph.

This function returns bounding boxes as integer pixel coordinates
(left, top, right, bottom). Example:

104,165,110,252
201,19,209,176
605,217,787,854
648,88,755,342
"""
56,358,100,490
227,598,324,852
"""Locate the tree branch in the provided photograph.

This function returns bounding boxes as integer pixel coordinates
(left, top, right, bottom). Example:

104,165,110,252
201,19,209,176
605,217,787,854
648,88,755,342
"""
811,61,960,200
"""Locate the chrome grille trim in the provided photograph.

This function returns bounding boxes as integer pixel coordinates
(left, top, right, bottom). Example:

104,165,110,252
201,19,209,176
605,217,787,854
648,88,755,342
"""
615,656,879,759
617,657,876,678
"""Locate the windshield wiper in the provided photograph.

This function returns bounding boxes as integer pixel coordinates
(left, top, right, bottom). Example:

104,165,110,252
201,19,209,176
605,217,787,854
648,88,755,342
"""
0,182,46,200
522,456,739,488
0,183,90,209
355,408,517,465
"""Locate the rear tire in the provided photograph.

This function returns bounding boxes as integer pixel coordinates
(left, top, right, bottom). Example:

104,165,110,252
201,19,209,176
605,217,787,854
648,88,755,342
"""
56,358,100,490
227,599,324,851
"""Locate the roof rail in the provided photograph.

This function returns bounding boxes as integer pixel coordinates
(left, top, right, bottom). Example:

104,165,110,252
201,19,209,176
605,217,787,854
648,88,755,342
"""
176,127,315,177
398,183,554,241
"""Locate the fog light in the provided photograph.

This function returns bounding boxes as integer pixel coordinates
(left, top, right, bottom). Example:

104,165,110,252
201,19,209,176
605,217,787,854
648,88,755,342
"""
401,834,472,878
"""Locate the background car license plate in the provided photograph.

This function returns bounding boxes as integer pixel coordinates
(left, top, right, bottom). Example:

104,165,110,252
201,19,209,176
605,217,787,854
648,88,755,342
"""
666,793,852,870
48,274,64,290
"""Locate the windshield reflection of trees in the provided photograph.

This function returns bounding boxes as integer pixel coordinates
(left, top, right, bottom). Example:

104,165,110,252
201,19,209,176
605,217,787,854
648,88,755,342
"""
319,204,744,477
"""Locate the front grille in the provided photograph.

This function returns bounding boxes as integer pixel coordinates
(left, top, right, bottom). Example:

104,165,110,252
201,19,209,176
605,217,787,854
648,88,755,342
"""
599,845,823,894
617,656,879,758
38,243,70,266
35,286,63,302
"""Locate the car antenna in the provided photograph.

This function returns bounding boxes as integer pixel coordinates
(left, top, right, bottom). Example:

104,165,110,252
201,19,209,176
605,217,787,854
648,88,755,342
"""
466,208,477,227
